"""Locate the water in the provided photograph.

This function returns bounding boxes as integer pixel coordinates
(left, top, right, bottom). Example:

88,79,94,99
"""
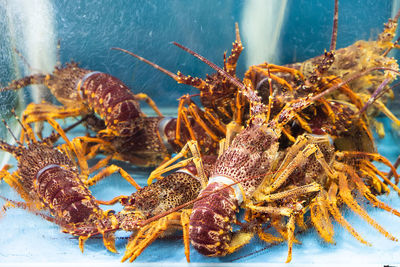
0,0,400,265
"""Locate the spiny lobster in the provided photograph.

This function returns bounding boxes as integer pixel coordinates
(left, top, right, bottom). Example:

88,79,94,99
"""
127,36,400,262
0,117,141,252
1,51,221,168
1,57,162,138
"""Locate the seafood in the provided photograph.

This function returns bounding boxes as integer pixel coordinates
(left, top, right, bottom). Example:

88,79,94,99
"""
80,112,219,169
1,60,163,138
114,23,246,128
0,118,141,252
117,6,400,141
2,57,220,168
283,9,400,137
117,155,216,262
139,41,400,263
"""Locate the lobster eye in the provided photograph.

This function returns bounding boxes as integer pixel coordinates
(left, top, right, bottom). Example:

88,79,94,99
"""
105,209,116,215
120,196,135,206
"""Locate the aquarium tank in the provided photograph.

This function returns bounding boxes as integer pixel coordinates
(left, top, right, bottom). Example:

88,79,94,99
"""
0,0,400,265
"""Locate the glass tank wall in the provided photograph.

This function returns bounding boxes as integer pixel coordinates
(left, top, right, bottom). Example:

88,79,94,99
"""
0,0,400,265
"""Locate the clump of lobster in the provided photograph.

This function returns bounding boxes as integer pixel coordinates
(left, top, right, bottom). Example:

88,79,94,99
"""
124,44,400,263
116,2,400,140
2,1,400,264
0,111,214,257
112,2,400,261
0,50,221,169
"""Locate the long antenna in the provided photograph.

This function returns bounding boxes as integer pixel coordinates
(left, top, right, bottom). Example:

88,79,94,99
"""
330,0,339,51
310,67,400,102
9,109,36,143
111,47,180,81
172,41,265,116
1,119,23,147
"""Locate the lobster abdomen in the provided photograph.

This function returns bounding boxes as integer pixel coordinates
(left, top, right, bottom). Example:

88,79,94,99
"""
35,164,101,225
80,72,143,136
189,181,239,256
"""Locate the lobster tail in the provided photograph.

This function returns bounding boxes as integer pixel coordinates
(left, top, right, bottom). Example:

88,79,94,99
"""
80,72,143,136
189,181,239,256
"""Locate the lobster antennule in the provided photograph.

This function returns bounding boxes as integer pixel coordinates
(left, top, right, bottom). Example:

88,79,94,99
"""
112,47,180,81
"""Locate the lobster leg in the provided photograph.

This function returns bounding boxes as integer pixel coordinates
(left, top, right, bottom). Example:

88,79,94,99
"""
22,102,85,124
0,169,34,204
181,209,191,262
309,192,335,244
133,93,163,117
246,65,296,92
245,201,304,263
86,164,141,190
325,183,371,246
147,140,207,187
254,134,330,198
121,211,185,262
337,151,400,183
337,170,398,241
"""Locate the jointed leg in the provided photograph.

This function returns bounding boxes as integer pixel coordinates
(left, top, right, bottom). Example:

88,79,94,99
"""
147,140,207,187
337,170,397,241
121,212,182,262
340,162,400,217
86,164,141,190
337,151,399,183
247,65,295,92
181,209,191,262
325,183,371,246
309,193,334,244
0,170,33,204
254,134,331,198
133,93,163,117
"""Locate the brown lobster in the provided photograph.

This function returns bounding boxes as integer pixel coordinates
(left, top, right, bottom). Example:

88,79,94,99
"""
0,118,142,252
127,36,400,262
1,55,222,168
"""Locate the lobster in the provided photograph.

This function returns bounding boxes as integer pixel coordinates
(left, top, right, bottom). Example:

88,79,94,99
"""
283,7,400,138
0,116,143,253
130,35,400,262
116,4,400,141
80,112,220,170
1,59,163,138
113,23,245,138
1,54,222,168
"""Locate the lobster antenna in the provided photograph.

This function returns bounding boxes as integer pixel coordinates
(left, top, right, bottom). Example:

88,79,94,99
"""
13,48,35,72
111,47,180,81
1,118,23,147
330,0,339,51
235,22,241,44
172,41,265,117
56,40,61,68
356,77,391,116
9,109,35,143
310,66,400,102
